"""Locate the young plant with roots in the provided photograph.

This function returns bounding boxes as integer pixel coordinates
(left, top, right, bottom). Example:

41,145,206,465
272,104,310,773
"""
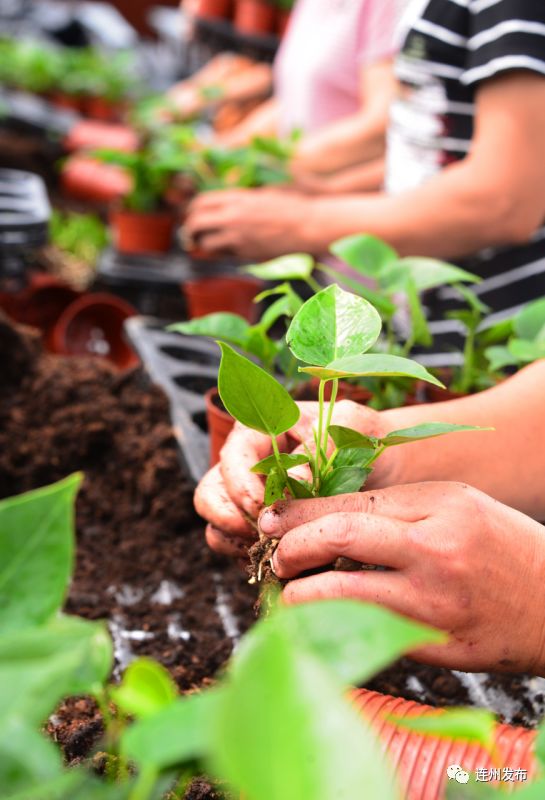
217,286,484,581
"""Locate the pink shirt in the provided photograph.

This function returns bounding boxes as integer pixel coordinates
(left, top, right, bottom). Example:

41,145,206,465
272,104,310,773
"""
274,0,407,135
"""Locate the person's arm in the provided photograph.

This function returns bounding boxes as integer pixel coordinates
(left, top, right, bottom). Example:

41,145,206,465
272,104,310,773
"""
300,71,545,257
213,97,280,148
292,157,386,195
185,71,545,259
291,60,395,176
380,360,545,520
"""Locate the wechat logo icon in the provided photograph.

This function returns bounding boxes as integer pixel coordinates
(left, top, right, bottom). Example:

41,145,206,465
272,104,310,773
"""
447,764,470,784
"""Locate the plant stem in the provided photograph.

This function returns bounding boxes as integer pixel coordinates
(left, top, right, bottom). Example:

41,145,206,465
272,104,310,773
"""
322,378,338,455
271,434,281,464
129,767,158,800
304,274,323,294
314,380,326,492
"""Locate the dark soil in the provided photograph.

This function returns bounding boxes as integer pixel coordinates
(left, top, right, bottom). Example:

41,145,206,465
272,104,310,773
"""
2,312,543,800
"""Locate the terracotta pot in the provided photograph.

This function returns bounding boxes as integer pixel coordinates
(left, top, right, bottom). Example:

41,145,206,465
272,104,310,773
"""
64,121,138,153
276,8,291,36
234,0,276,35
353,689,536,800
61,156,131,204
51,92,85,113
195,0,232,20
110,208,177,255
0,273,80,341
51,292,139,370
85,97,127,124
206,387,235,466
182,275,263,322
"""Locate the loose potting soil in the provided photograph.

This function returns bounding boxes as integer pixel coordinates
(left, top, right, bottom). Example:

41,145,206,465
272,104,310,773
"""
2,313,545,799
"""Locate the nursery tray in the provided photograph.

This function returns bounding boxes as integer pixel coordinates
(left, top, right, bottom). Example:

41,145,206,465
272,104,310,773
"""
0,168,50,254
0,89,79,138
125,315,220,484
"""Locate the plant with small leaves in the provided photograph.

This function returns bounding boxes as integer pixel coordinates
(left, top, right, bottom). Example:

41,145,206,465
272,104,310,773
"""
217,285,486,505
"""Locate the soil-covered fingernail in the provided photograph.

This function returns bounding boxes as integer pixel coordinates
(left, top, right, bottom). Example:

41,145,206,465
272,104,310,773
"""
259,502,286,534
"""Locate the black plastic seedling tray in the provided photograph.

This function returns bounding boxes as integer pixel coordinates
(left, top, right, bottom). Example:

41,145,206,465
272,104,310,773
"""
0,89,79,138
125,316,220,484
0,168,50,254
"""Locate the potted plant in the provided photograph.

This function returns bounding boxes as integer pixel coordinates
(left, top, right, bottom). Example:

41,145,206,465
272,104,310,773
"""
234,0,277,36
94,140,196,254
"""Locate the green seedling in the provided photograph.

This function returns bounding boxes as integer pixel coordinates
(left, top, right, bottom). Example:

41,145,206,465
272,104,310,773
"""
217,285,485,504
485,296,545,374
49,210,108,267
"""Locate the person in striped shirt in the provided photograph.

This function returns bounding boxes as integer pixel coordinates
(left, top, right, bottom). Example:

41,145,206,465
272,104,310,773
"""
186,0,545,339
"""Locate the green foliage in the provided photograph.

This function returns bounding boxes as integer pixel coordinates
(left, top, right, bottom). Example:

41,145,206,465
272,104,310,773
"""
49,211,108,266
111,658,178,719
244,253,315,281
391,707,496,751
217,342,300,436
0,474,80,633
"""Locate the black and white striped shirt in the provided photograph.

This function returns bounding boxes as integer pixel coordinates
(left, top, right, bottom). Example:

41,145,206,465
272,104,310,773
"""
386,0,545,349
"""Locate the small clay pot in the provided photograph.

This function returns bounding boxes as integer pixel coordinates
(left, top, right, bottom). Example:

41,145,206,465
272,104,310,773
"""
61,156,131,204
0,273,80,341
206,387,235,466
51,292,139,370
182,275,263,322
195,0,232,19
234,0,276,35
64,121,138,153
276,8,291,36
110,208,177,255
85,97,127,123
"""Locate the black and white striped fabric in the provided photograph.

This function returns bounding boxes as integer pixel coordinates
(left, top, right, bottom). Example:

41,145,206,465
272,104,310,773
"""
386,0,545,353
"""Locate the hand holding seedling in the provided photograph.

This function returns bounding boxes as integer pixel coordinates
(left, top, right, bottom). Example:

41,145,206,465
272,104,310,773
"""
259,482,545,675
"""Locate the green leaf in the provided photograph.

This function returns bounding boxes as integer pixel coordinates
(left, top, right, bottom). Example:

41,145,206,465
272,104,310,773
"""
286,285,382,367
122,690,220,770
0,474,81,633
509,338,545,363
391,708,496,751
286,477,314,499
258,296,294,331
251,453,310,475
111,658,178,719
382,422,488,447
382,258,479,292
320,466,370,496
406,278,432,347
514,296,545,340
0,720,63,797
168,314,250,347
332,447,375,469
329,424,379,451
284,600,446,684
254,282,304,317
243,254,314,281
484,345,518,372
301,353,444,386
211,617,399,800
330,234,398,276
264,468,287,505
217,343,300,436
0,616,112,726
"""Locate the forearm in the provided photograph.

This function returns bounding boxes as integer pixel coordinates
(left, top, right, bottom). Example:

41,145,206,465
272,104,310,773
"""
325,158,385,194
301,157,535,259
378,362,545,519
295,111,387,176
215,98,279,147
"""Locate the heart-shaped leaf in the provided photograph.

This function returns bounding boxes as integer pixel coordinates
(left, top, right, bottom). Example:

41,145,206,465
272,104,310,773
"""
244,254,314,281
287,285,382,367
320,466,370,496
381,258,479,292
330,234,398,276
300,353,444,386
218,343,300,436
169,313,250,347
111,658,178,719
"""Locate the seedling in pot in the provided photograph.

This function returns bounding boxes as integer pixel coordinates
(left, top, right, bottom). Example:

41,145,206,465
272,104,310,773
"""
216,286,485,579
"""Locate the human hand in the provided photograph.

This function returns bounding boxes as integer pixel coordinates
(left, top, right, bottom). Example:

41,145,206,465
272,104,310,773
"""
258,482,545,674
183,188,314,259
194,400,396,557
